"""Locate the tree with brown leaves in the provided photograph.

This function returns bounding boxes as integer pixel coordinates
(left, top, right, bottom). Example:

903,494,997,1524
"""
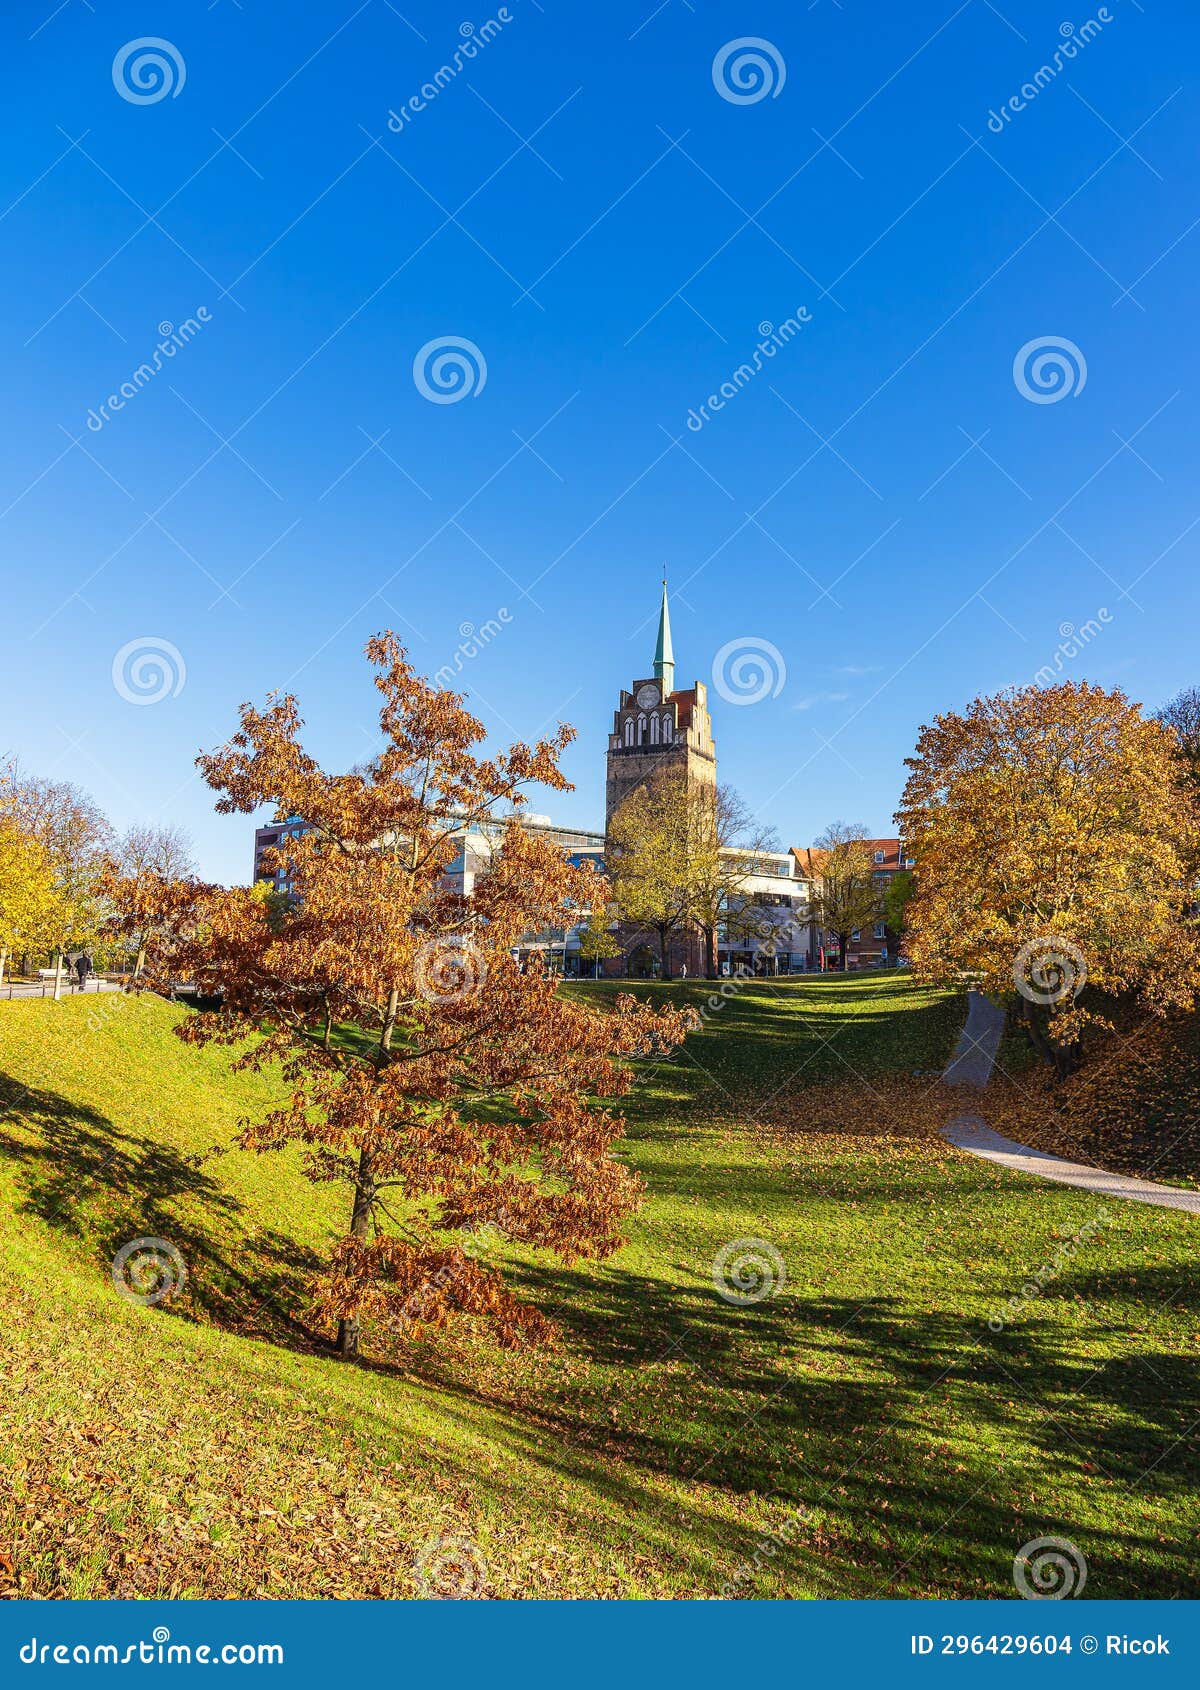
808,823,882,973
118,635,693,1360
897,681,1200,1075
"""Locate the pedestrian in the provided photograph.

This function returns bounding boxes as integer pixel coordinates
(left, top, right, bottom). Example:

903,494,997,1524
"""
76,952,92,991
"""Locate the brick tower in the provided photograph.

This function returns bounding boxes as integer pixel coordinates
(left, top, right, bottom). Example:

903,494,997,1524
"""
604,581,717,831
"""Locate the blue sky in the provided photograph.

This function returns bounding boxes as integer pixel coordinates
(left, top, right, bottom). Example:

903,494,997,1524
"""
2,0,1197,882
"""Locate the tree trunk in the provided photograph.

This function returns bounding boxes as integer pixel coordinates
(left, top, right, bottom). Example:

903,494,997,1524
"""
657,928,671,981
704,925,718,979
336,1147,375,1361
1018,996,1075,1078
0,947,6,988
134,946,146,978
336,987,399,1359
840,933,851,972
322,1009,333,1050
52,950,64,1002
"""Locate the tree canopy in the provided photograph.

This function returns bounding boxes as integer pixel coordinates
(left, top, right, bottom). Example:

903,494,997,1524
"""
808,823,882,972
897,681,1200,1071
115,634,693,1359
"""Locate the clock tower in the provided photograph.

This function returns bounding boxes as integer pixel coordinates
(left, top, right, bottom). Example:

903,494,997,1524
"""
604,581,717,832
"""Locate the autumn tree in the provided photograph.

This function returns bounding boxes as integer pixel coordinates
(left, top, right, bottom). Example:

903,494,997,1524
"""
897,682,1200,1075
0,763,113,968
107,824,198,976
0,820,65,986
605,771,696,979
808,823,882,972
576,901,620,979
117,635,692,1360
688,785,780,978
1156,685,1200,802
883,869,915,947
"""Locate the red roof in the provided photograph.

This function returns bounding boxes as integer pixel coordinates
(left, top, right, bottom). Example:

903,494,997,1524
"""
791,838,910,875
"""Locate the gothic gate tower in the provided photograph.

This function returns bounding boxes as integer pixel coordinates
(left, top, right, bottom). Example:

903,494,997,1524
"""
604,581,717,832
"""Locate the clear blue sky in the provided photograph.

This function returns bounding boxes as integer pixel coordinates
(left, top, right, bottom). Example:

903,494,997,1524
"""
3,0,1197,883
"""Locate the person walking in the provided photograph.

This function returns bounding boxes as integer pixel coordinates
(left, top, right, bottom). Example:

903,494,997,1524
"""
75,952,92,992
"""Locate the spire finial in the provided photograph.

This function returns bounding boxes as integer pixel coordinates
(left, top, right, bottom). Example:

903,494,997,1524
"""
653,573,675,697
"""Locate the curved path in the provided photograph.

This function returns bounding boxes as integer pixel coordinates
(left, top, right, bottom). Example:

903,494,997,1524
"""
939,991,1200,1215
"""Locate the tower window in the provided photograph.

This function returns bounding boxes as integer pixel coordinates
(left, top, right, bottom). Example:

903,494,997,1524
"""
624,718,633,747
637,713,647,745
650,713,660,745
662,714,672,742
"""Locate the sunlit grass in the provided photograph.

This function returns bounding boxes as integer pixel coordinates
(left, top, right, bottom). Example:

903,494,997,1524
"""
0,981,1195,1599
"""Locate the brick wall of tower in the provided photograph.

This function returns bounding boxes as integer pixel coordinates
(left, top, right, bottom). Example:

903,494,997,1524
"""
604,676,717,832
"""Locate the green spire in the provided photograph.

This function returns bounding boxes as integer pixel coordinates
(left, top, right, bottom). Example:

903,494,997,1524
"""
653,575,675,696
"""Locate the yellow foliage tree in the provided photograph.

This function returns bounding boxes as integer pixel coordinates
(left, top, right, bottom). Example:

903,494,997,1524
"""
897,681,1200,1074
0,822,65,985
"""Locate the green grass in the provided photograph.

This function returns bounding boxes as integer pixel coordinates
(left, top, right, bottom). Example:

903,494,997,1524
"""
0,976,1195,1600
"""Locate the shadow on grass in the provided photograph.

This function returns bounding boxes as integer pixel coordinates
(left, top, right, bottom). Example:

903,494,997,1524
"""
395,1253,1199,1596
0,1070,325,1352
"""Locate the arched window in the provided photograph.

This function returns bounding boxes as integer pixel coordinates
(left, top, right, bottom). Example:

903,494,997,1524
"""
661,714,673,742
649,713,660,745
623,718,634,747
637,713,647,745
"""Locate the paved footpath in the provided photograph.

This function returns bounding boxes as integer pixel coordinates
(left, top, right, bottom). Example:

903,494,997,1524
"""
940,990,1200,1215
1,979,121,1000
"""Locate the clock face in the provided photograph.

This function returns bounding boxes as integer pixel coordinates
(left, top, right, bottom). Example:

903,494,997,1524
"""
635,683,660,708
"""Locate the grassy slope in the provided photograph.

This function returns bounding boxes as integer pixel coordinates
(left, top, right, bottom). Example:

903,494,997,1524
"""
0,979,1195,1600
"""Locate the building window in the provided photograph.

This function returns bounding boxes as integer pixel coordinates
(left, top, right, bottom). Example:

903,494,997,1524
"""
851,929,861,941
637,713,647,745
873,923,886,940
623,718,633,746
650,713,660,745
874,850,885,864
661,714,672,742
